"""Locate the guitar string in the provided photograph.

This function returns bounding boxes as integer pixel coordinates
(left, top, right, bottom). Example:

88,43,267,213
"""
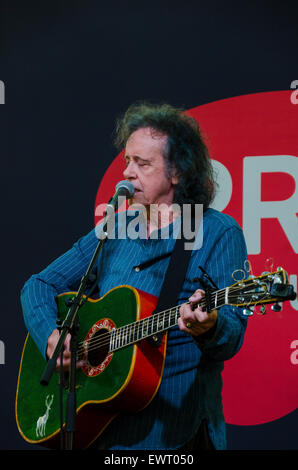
76,288,227,356
73,270,280,356
76,281,264,356
76,294,266,361
77,290,266,358
76,298,209,357
76,282,265,356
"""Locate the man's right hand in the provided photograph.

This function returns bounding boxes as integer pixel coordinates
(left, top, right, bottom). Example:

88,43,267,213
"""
47,328,84,371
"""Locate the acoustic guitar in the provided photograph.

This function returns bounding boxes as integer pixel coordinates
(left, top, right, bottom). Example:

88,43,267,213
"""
15,267,296,449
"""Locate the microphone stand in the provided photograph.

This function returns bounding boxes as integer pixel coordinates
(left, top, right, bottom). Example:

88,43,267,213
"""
40,207,115,450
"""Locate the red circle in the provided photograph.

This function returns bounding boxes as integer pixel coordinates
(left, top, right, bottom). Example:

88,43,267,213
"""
94,91,298,425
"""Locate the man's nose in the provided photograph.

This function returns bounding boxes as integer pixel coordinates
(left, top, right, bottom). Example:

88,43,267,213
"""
123,161,136,179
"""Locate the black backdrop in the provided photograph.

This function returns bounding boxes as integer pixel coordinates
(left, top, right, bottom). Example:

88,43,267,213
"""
1,0,298,451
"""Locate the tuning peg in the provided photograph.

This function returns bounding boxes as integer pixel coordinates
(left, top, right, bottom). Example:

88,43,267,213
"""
242,307,254,316
265,257,274,272
271,302,283,312
260,305,266,315
277,266,288,283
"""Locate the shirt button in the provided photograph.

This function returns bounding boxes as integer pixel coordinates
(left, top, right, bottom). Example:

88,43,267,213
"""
134,266,140,272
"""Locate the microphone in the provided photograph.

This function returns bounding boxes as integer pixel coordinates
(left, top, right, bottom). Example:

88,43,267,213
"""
107,180,135,210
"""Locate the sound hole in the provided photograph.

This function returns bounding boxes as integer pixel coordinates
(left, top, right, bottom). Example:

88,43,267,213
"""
87,328,110,367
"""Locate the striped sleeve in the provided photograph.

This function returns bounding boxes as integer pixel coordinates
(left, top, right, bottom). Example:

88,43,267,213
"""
194,225,248,361
20,229,98,357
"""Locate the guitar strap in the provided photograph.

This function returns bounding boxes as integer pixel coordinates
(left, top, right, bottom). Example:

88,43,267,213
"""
147,216,198,346
155,232,192,310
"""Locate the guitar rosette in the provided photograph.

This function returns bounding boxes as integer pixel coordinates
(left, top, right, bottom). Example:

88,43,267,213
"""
81,318,115,377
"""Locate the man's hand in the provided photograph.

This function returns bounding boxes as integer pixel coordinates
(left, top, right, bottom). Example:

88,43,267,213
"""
47,328,84,370
178,289,217,337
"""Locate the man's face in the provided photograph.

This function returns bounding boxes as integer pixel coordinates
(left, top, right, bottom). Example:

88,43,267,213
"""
123,127,178,208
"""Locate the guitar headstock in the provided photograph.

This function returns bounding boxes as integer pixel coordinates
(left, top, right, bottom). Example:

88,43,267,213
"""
228,267,296,315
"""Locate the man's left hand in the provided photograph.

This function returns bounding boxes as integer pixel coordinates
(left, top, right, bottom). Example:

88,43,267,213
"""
178,289,217,336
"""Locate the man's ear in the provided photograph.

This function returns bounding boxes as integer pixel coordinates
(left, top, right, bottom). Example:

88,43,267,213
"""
171,171,179,186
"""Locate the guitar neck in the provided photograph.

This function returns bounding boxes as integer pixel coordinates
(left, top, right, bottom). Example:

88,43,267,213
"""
109,286,227,352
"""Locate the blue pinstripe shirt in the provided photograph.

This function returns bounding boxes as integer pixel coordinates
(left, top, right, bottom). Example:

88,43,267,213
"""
21,208,248,450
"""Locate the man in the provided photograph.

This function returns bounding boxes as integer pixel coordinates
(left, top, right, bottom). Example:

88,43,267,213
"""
21,102,248,450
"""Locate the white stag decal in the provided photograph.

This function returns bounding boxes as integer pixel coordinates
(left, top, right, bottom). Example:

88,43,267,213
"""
36,394,54,437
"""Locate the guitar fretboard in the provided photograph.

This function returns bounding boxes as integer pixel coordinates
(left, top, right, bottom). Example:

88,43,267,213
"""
79,269,287,358
109,287,228,352
109,306,179,352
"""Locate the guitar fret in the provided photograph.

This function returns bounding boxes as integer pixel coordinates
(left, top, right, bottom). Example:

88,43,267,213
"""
157,313,162,331
168,309,172,327
152,315,156,334
151,316,154,335
110,306,182,352
125,324,129,344
141,319,145,338
111,329,116,351
127,325,132,344
214,291,218,309
138,321,142,339
109,329,113,351
86,271,285,356
135,322,139,341
134,322,138,342
143,318,148,338
167,310,171,328
158,314,162,331
115,329,119,350
121,325,127,347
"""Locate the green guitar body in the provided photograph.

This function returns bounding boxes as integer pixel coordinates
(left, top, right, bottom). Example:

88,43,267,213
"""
15,285,166,449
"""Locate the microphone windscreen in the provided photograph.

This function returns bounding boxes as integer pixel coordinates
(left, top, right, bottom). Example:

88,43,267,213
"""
115,180,135,198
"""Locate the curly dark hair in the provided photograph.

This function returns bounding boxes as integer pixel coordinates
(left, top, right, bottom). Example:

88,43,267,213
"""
114,102,216,209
